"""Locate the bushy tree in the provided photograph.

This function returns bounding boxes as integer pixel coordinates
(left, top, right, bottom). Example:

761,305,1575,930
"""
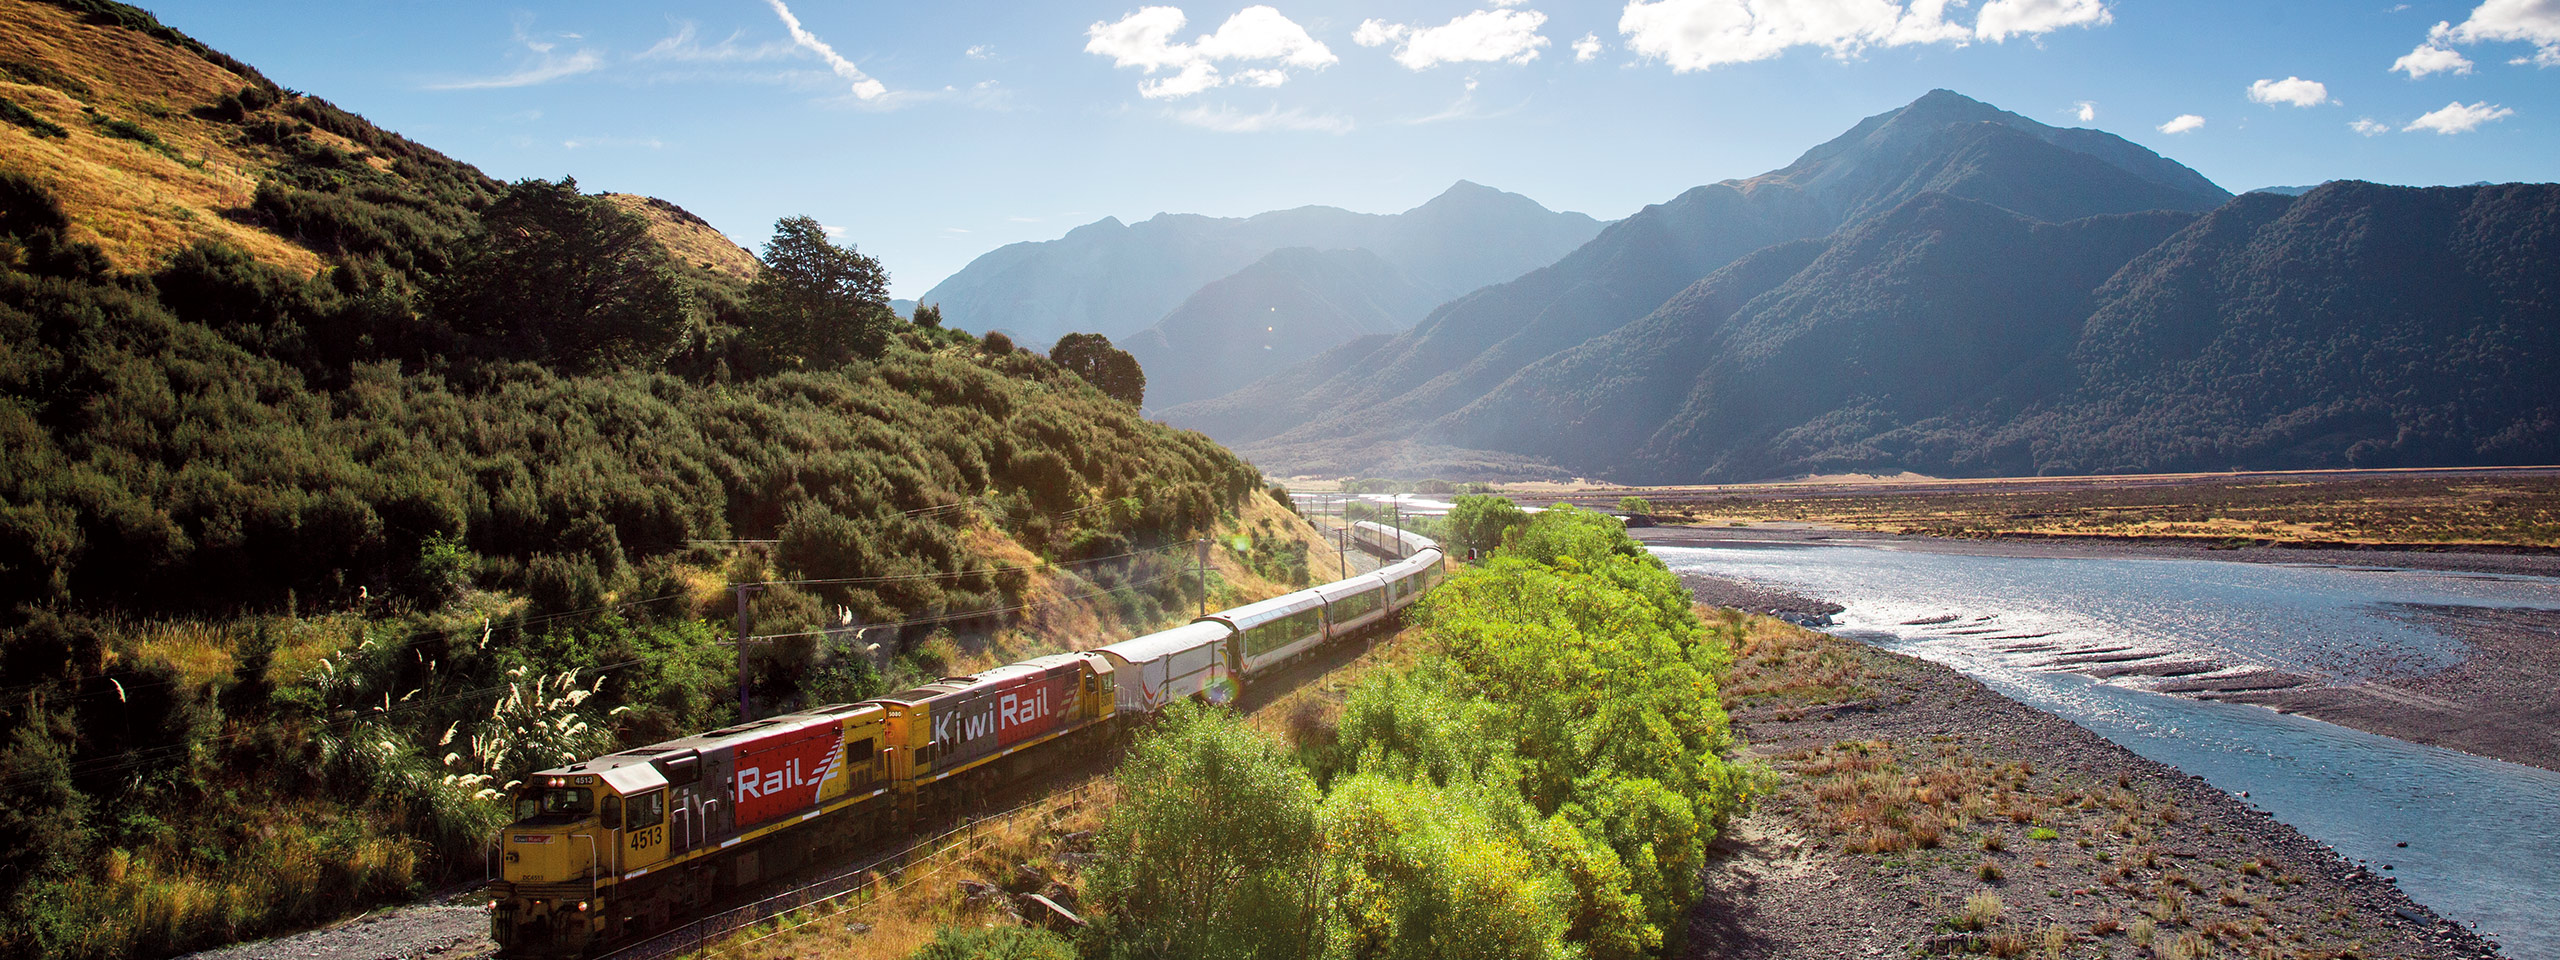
1443,495,1529,557
1320,773,1574,960
1090,704,1322,960
743,215,893,368
1050,332,1146,407
434,177,689,371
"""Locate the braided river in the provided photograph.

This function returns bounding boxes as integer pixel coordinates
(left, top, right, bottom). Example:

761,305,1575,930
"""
1651,541,2560,959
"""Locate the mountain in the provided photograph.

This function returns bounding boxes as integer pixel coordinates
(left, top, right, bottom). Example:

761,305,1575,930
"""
1381,181,2560,482
915,180,1604,350
1168,89,2234,471
1121,247,1437,410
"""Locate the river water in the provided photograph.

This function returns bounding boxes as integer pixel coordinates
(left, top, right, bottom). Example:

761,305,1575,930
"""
1651,541,2560,959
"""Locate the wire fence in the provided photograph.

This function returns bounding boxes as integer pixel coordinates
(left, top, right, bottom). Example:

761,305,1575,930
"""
601,779,1109,960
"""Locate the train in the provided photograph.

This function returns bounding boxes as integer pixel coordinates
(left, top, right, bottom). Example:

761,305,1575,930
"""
487,521,1445,954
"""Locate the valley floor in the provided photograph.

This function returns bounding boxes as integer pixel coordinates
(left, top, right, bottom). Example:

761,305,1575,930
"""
1696,616,2505,959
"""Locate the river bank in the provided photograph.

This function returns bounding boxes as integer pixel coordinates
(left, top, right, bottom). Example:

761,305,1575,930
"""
1644,525,2560,775
1694,616,2506,958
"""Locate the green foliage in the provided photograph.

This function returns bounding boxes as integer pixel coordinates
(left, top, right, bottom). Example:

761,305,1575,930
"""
0,171,70,236
1093,509,1749,960
433,177,690,372
912,302,944,329
1090,704,1323,960
88,114,176,158
1442,495,1529,557
739,215,894,370
1320,773,1574,960
1615,497,1655,516
911,925,1077,960
982,330,1015,355
0,97,67,139
0,161,1257,960
1050,332,1146,408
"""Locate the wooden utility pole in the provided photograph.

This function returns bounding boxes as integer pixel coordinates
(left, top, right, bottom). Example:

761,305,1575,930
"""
1197,537,1209,617
734,583,763,721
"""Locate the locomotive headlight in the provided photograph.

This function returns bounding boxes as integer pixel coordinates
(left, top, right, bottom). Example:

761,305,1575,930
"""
575,901,589,912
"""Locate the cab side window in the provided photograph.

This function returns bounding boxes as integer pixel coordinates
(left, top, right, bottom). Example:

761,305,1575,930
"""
629,790,665,829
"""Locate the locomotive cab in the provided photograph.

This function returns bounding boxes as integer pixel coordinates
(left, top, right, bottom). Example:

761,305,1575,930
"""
491,760,672,955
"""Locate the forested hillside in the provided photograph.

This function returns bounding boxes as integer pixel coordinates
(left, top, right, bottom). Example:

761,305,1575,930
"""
0,3,1293,957
1427,181,2560,482
1121,247,1435,410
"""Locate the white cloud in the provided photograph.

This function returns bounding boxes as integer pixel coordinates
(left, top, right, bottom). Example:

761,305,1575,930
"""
1975,0,2113,42
1616,0,2101,73
1087,6,1337,99
2074,100,2096,122
1573,32,1604,61
431,18,602,89
765,0,887,100
2246,76,2331,107
2394,25,2478,77
640,22,797,62
2350,117,2390,135
1356,9,1552,70
2157,113,2205,133
2404,99,2514,133
966,44,995,60
1170,102,1354,133
2395,2,2560,76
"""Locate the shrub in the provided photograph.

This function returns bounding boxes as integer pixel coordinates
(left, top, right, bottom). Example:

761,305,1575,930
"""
911,925,1075,960
1089,704,1322,960
0,96,67,138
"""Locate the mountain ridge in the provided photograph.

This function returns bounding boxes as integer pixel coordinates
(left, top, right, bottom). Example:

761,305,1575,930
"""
916,180,1605,349
1167,89,2233,469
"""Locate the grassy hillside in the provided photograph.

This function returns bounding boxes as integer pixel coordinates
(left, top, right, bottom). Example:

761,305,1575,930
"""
0,2,1301,957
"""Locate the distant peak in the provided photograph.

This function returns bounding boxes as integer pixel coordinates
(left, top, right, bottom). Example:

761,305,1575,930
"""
1061,215,1125,239
1896,89,2010,125
1412,179,1542,215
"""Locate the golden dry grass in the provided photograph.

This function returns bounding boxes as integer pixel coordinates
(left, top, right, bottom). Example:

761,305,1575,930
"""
717,781,1116,960
0,1,322,275
1718,611,1877,707
1649,475,2560,549
602,193,762,282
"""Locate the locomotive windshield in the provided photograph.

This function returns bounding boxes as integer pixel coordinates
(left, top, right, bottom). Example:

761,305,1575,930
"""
513,787,595,824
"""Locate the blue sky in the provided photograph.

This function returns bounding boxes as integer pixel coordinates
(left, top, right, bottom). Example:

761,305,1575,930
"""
147,0,2560,299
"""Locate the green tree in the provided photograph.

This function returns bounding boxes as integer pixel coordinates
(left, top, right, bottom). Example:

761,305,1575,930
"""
434,177,689,371
1444,495,1530,557
1050,332,1146,407
1615,497,1655,517
1090,703,1323,960
912,302,944,329
744,215,893,368
1320,773,1574,960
